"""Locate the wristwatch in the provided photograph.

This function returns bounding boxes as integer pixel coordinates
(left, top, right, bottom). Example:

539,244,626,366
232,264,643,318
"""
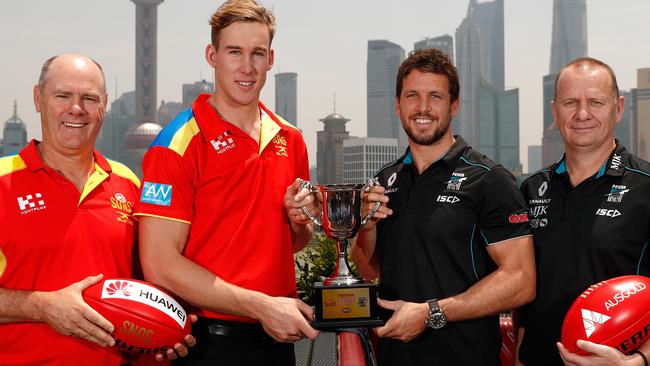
425,299,447,329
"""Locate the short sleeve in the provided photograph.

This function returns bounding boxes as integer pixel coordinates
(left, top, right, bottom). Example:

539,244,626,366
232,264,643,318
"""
478,166,531,244
134,146,195,224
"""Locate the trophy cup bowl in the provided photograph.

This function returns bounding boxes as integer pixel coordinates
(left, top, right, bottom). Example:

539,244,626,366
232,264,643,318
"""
301,179,384,329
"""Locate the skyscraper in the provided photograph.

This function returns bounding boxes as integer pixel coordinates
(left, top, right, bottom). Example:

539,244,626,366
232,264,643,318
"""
1,101,27,156
317,112,350,184
367,40,404,142
455,0,505,146
414,35,454,63
275,72,298,126
616,90,635,154
131,0,164,125
542,0,588,166
528,145,542,173
549,0,588,75
454,0,518,171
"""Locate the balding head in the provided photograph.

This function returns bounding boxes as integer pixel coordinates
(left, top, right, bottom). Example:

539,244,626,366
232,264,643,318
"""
38,53,106,95
555,57,620,101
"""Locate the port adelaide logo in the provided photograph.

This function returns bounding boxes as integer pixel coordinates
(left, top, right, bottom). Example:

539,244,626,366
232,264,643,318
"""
445,172,467,191
605,184,629,203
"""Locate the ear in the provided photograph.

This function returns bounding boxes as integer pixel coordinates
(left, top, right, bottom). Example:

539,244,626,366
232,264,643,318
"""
267,48,274,71
205,43,217,68
450,98,460,118
33,85,41,113
395,96,401,118
614,95,625,124
551,100,558,125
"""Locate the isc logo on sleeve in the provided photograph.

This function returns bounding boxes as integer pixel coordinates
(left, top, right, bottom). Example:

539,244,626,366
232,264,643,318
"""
141,182,172,206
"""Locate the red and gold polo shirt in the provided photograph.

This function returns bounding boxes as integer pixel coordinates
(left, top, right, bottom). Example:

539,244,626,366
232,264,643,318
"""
134,94,309,322
0,140,140,365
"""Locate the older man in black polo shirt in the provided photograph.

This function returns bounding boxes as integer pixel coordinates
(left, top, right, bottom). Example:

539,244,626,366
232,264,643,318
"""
352,48,536,365
517,57,650,366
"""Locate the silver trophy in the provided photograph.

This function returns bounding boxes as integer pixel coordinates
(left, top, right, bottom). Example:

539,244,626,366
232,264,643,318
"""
300,179,384,328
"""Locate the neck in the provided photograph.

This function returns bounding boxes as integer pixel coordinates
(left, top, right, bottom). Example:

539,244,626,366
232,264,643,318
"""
409,133,456,174
208,93,261,140
37,141,95,192
564,139,616,187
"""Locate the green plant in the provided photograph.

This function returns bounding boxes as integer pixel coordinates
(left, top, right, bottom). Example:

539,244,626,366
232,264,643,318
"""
295,234,358,305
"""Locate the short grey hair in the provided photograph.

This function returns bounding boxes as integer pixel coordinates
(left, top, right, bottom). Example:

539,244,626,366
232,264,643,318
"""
38,54,107,93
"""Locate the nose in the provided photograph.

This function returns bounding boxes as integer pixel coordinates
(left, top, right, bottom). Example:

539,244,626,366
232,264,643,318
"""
574,104,590,121
417,96,431,114
240,55,254,74
67,96,85,115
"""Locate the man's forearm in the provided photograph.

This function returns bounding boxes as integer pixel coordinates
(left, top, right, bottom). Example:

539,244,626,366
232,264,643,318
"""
291,221,313,253
351,227,380,280
0,288,44,324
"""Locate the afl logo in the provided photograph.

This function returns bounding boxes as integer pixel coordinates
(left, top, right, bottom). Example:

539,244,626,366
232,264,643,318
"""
387,172,397,187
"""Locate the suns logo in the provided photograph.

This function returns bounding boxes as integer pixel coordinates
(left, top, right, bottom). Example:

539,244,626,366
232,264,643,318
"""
106,281,133,297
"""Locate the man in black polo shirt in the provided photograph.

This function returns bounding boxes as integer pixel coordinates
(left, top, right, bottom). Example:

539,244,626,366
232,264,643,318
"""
352,48,536,365
517,57,650,366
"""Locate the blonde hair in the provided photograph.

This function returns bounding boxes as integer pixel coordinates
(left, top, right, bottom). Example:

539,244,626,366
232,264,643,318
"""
209,0,276,49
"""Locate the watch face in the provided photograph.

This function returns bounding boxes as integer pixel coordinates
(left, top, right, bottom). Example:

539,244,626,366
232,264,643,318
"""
429,312,447,329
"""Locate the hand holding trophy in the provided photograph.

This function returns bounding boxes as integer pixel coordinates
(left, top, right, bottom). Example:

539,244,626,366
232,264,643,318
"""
299,178,384,329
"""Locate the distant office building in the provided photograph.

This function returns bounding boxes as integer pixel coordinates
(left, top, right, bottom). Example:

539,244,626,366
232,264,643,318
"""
635,68,650,161
549,0,588,75
616,90,635,154
275,72,298,126
528,145,542,173
317,112,350,184
125,122,162,177
2,101,28,156
414,35,454,63
455,0,505,148
542,0,588,166
343,137,399,184
157,101,184,128
367,40,404,143
478,81,521,172
182,79,214,109
98,91,136,162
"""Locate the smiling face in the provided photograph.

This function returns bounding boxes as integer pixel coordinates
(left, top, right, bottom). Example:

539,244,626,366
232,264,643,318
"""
552,64,623,153
206,21,274,110
396,70,459,146
34,54,107,158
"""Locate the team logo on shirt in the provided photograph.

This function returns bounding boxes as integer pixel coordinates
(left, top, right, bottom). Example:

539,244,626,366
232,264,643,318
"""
445,173,467,191
111,192,134,225
605,185,629,203
141,182,172,206
210,130,236,155
272,135,288,157
16,193,46,214
508,213,529,224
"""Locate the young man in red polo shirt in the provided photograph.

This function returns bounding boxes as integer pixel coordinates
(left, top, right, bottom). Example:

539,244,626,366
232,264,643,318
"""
135,1,319,365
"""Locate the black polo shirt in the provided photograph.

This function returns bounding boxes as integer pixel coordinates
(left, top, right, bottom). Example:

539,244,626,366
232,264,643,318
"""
374,136,531,366
519,142,650,366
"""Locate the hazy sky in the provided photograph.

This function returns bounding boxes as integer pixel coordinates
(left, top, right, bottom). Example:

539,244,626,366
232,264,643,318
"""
1,0,649,171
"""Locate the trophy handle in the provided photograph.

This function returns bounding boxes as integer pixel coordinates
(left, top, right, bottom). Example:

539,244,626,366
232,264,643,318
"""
360,178,382,226
298,179,322,226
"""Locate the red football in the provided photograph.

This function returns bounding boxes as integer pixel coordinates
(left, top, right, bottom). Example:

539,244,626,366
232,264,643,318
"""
83,278,191,354
561,275,650,355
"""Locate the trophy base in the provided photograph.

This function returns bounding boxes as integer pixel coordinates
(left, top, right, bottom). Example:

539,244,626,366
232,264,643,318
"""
311,281,384,330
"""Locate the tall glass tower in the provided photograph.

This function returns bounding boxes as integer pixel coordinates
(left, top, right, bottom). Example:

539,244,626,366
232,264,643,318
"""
275,72,298,126
367,40,404,141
